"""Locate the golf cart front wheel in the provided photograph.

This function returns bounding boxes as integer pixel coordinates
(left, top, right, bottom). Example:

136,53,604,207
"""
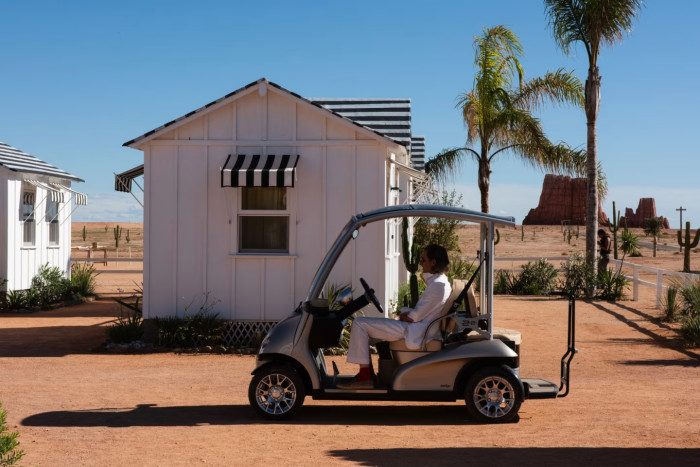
248,364,305,420
464,366,522,423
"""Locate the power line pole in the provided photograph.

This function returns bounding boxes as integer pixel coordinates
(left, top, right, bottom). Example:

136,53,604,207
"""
677,206,686,252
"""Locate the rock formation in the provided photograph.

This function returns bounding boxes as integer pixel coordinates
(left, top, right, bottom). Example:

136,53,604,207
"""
619,198,670,228
523,174,609,225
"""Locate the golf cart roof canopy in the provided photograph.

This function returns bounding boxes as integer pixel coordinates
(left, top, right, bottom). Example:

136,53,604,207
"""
306,204,515,302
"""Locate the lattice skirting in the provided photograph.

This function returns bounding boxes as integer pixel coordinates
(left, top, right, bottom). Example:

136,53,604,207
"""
221,320,278,348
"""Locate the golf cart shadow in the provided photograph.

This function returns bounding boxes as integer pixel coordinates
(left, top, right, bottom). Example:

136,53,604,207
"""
22,404,513,427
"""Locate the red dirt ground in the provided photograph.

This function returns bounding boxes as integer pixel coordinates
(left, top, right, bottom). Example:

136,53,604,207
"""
1,224,699,465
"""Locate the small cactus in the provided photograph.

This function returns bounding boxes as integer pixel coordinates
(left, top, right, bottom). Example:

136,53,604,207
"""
494,229,500,247
608,201,620,260
114,224,123,249
677,221,700,273
82,225,87,242
126,229,131,244
521,225,524,242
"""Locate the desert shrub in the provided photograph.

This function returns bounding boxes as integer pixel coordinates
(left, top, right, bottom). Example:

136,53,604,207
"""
679,280,700,318
2,291,25,311
108,311,144,344
679,315,700,346
596,268,629,301
661,287,682,322
494,260,557,296
560,254,596,298
70,263,100,297
413,190,462,253
31,264,72,308
153,294,223,348
153,316,190,348
0,402,24,465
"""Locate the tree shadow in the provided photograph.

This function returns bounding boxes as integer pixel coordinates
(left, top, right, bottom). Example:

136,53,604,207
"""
326,447,700,466
22,404,487,428
589,302,700,362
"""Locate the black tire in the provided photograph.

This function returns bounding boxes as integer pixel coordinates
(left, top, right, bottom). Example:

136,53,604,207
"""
248,364,306,420
464,366,522,423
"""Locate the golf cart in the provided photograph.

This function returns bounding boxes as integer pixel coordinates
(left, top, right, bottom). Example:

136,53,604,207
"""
248,204,576,423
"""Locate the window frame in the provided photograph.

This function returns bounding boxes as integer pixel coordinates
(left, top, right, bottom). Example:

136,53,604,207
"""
45,197,60,246
21,188,36,247
238,187,290,254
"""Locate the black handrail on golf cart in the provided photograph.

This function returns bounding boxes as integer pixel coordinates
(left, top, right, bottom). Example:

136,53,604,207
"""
549,292,577,398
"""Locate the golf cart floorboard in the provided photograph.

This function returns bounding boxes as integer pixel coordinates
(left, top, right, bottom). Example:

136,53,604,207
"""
522,378,559,399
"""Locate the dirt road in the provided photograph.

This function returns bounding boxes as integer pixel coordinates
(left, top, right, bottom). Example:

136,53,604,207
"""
1,293,699,466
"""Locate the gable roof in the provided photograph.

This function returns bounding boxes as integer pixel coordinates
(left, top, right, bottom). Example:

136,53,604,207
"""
123,78,412,150
0,142,83,182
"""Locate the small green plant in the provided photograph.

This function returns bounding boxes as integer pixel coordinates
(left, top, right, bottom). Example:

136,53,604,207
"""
494,270,516,295
108,311,144,344
0,401,25,465
679,280,700,318
493,260,557,296
596,268,629,301
70,263,100,297
644,217,664,258
126,229,131,244
661,287,681,322
560,253,596,298
153,293,222,348
81,225,87,242
679,315,700,346
114,225,123,249
620,228,641,260
677,222,700,273
31,264,72,308
3,291,25,311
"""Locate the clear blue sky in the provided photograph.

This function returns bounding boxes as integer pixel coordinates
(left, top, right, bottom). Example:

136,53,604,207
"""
2,0,698,227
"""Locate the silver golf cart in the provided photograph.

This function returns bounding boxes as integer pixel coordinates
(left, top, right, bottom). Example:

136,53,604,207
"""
248,204,576,423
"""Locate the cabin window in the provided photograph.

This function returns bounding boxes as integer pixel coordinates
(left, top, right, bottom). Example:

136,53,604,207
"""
46,198,59,245
239,187,289,253
21,190,36,246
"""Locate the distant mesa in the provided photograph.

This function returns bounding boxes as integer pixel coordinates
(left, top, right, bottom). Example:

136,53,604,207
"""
523,174,609,225
619,198,670,229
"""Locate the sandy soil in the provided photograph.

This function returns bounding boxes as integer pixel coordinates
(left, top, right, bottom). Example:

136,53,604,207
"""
0,224,699,466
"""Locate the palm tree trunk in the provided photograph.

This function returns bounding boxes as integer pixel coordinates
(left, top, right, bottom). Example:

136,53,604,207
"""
585,66,601,297
478,158,491,213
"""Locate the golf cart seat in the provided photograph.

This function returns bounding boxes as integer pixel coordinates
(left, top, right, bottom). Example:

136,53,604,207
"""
389,279,468,364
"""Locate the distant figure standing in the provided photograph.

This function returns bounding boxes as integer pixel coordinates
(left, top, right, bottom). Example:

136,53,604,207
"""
598,229,612,276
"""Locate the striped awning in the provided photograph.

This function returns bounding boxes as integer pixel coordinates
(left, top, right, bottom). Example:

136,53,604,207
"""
24,179,65,203
115,164,144,193
221,154,299,188
49,183,88,206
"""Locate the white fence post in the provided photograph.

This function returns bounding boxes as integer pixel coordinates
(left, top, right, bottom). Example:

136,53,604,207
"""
656,272,663,309
633,266,639,301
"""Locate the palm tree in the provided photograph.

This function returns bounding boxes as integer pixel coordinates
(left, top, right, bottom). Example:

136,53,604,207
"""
425,25,586,213
543,0,644,269
644,217,664,258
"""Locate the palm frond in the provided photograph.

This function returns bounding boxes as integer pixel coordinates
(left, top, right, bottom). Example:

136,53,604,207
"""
515,68,584,110
425,147,477,184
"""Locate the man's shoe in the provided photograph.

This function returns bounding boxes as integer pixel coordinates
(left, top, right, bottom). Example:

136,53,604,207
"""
336,377,375,389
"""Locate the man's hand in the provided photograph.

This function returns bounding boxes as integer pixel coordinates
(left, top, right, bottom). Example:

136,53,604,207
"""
399,312,414,323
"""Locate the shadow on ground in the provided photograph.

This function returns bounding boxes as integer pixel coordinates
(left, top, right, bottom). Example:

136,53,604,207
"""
326,447,700,466
22,404,483,427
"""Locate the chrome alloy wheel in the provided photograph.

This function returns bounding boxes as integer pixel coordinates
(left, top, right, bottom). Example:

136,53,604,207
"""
255,373,298,415
472,375,516,419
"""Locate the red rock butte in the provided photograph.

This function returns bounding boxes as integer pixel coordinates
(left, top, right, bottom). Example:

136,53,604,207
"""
619,198,670,228
523,174,609,225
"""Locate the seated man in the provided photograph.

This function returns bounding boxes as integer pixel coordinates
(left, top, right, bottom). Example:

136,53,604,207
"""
338,244,452,389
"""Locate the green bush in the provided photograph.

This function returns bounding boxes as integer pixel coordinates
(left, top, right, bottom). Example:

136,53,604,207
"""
679,315,700,346
0,402,24,466
108,311,144,344
3,291,25,311
31,264,72,308
661,287,682,322
559,254,596,298
679,280,700,318
70,263,100,297
494,260,557,296
153,293,223,348
596,268,629,301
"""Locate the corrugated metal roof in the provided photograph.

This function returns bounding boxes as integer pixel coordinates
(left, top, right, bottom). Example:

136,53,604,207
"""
0,142,83,182
410,136,425,171
123,78,414,150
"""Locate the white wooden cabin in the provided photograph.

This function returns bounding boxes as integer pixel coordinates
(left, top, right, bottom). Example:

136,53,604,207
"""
119,78,428,323
0,142,86,291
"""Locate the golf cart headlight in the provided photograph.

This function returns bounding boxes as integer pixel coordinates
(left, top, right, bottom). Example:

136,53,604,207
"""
258,334,271,354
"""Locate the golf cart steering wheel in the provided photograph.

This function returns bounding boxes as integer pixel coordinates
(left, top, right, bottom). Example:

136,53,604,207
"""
359,277,384,314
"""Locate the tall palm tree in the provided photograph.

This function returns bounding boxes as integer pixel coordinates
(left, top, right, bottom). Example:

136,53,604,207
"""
425,25,585,213
643,216,664,258
543,0,644,269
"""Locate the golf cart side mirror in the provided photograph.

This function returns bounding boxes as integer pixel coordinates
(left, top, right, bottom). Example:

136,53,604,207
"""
333,287,353,309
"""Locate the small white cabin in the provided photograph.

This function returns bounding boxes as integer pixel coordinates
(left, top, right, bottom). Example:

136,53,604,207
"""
119,78,429,322
0,142,86,291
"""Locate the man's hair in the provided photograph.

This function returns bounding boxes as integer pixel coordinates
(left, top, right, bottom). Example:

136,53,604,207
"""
597,229,608,236
423,244,450,273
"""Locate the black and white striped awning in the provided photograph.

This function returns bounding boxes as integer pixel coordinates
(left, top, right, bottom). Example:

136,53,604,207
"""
24,179,65,203
221,154,299,187
115,165,144,193
50,183,87,206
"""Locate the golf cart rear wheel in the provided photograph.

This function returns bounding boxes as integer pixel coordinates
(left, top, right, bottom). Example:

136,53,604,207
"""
249,365,305,420
464,366,522,423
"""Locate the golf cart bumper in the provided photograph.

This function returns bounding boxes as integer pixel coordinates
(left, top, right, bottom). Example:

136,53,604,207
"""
522,378,559,399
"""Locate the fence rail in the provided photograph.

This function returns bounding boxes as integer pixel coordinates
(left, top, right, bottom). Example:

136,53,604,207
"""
71,256,143,273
